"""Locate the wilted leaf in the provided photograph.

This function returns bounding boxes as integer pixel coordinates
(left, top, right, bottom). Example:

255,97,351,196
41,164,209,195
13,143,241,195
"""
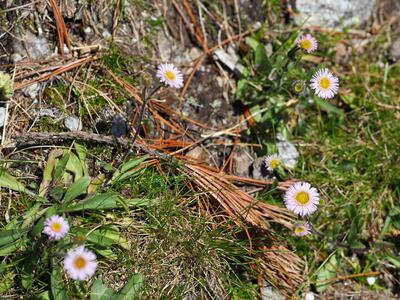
315,253,338,292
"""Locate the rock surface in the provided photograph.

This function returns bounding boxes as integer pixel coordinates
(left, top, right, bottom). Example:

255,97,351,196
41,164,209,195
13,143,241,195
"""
0,107,6,128
64,116,82,131
295,0,376,28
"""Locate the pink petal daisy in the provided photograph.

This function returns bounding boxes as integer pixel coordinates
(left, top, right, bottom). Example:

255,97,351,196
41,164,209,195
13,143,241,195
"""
284,182,320,216
43,215,69,240
310,68,339,99
293,221,312,236
156,63,184,89
64,246,98,281
297,34,318,53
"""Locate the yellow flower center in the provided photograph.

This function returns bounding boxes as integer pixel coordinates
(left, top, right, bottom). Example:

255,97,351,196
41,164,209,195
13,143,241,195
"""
294,82,303,93
295,226,305,234
165,70,176,81
295,191,310,205
300,39,312,50
319,77,331,89
50,222,62,233
74,256,87,269
270,159,280,169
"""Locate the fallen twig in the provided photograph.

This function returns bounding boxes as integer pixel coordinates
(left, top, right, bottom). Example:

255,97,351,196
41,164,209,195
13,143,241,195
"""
5,131,171,160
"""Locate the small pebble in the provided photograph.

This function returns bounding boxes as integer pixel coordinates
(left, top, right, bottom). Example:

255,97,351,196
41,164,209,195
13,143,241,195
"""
64,116,82,131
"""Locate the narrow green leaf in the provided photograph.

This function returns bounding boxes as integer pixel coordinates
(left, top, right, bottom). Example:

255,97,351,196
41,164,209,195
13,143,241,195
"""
84,228,129,250
54,153,70,182
0,229,26,247
110,155,148,184
90,278,115,300
0,168,32,195
51,261,69,300
314,97,345,117
62,192,120,212
63,176,91,204
115,274,144,300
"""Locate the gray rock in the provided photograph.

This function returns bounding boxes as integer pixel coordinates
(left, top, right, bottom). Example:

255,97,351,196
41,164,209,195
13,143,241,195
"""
388,39,400,63
261,285,285,300
276,134,299,169
0,107,6,128
64,116,82,131
251,156,270,180
21,83,42,100
11,30,51,62
233,149,253,177
37,108,61,119
295,0,376,28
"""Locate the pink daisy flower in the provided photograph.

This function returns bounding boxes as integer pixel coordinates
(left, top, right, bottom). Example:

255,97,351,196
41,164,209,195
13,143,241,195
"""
43,215,69,240
156,63,184,89
284,181,320,216
310,68,339,99
64,246,98,281
293,221,312,236
297,34,318,53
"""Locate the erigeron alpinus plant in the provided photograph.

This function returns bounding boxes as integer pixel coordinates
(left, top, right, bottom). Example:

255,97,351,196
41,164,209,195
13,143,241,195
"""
236,30,340,153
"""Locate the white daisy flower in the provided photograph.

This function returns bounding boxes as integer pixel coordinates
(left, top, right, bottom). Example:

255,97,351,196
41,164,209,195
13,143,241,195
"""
293,221,312,236
284,181,320,216
156,63,184,89
297,34,318,53
310,68,339,99
264,154,282,171
43,215,70,240
64,246,98,281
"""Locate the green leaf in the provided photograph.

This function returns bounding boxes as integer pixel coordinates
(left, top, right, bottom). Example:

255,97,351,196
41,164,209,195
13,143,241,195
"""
51,261,69,300
90,278,115,300
110,155,149,184
0,168,32,195
245,37,271,74
63,176,91,204
115,274,144,300
62,192,121,212
74,143,89,176
66,152,84,180
315,253,338,292
0,238,27,256
95,249,118,260
0,272,15,293
54,153,70,182
39,150,63,197
0,229,26,247
84,228,129,250
386,256,400,268
314,97,345,117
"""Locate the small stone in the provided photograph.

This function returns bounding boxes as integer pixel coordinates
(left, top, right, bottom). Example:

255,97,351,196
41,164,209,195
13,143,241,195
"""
251,157,270,180
111,116,128,137
11,30,51,62
0,107,6,127
261,285,285,300
64,116,82,131
294,0,376,28
233,149,253,177
388,39,400,63
276,134,299,169
21,83,42,100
